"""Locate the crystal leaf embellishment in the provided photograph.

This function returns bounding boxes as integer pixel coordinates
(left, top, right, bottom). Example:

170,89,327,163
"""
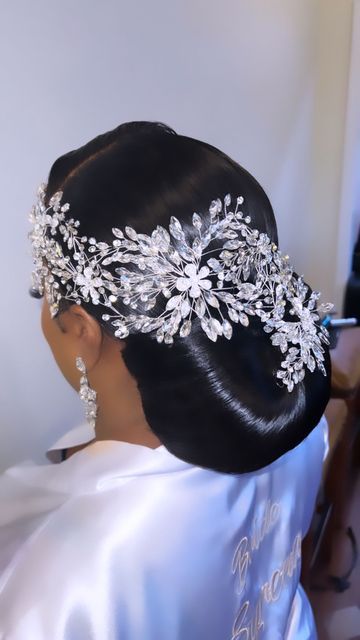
29,188,331,393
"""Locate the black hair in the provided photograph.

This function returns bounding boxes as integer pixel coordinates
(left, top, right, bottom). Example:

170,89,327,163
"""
45,121,331,474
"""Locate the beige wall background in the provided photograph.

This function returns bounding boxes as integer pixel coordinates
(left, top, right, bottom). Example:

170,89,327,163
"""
0,0,359,471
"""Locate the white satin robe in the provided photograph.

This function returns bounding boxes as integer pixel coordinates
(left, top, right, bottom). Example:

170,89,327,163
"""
0,417,328,640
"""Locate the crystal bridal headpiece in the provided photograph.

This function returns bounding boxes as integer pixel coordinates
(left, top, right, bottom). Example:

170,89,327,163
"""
29,184,332,392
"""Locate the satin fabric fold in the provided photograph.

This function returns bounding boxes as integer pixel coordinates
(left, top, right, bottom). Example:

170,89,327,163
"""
0,418,328,639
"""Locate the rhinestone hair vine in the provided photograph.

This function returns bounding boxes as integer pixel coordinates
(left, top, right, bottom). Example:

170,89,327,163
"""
29,184,332,392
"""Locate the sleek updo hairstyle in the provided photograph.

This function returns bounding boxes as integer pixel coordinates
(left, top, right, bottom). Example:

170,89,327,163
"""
45,121,331,474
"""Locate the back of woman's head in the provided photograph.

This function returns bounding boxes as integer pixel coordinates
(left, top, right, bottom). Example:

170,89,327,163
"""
44,121,331,474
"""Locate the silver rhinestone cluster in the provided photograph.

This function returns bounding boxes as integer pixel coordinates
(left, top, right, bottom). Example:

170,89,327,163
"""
29,185,332,392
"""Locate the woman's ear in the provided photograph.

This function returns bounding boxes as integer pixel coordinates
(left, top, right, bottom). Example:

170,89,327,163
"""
41,299,104,384
58,305,104,370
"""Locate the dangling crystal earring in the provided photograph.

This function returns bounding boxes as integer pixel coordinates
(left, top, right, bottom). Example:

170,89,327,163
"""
75,356,98,429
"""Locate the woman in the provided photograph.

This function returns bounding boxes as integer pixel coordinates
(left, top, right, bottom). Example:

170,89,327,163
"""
0,121,331,639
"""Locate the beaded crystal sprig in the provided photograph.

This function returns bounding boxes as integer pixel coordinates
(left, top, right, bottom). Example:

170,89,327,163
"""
29,184,332,392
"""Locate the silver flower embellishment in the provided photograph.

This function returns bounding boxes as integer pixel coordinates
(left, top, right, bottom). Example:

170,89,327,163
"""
29,187,332,393
75,266,103,303
175,263,212,298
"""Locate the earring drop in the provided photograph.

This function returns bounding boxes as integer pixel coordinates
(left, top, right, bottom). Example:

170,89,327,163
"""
75,356,98,429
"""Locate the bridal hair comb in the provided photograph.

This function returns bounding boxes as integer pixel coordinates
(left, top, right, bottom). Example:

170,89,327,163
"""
29,184,332,392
